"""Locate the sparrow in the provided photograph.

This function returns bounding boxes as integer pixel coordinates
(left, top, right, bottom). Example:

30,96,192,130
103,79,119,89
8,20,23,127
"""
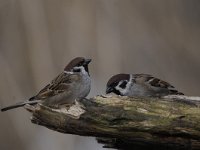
1,57,91,112
106,74,183,97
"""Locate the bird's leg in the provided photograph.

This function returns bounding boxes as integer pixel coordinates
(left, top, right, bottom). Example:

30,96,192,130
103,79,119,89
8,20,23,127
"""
81,97,90,101
61,103,73,110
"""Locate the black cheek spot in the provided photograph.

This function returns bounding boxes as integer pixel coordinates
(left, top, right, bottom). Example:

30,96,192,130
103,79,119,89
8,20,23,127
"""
73,68,81,72
119,81,127,88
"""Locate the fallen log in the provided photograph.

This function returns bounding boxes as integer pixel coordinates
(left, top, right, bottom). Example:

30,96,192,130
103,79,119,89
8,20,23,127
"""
27,95,200,150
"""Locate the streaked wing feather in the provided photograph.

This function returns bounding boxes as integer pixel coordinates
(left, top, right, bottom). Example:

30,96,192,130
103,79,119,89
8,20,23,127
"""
34,72,80,100
134,74,183,95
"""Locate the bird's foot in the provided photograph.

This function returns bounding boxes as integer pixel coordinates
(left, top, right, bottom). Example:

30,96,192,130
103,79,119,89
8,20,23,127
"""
100,94,114,98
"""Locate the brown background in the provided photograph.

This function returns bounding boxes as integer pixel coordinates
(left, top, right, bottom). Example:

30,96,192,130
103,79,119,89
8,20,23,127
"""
0,0,200,150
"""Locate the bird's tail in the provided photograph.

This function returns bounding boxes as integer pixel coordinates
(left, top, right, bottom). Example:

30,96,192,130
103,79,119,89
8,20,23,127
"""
1,100,41,112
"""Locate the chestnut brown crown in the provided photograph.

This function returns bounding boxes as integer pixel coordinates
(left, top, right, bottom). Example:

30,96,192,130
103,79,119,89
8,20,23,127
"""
64,57,91,73
106,74,130,94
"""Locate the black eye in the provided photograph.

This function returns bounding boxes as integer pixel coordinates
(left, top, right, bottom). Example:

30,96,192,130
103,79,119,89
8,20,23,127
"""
119,81,127,88
78,61,84,66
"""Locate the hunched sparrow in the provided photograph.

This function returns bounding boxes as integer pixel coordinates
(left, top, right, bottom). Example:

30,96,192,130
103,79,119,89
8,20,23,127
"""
106,74,183,97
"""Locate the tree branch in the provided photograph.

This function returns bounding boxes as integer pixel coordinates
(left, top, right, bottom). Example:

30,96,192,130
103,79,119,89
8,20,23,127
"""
27,95,200,150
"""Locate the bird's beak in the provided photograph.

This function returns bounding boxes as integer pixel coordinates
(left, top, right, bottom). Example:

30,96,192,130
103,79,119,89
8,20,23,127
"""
106,87,113,94
84,59,92,65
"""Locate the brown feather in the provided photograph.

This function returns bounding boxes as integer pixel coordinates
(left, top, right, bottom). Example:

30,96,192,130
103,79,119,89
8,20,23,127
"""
33,72,81,100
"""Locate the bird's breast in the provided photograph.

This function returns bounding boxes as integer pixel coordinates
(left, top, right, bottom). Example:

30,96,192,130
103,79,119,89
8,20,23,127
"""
77,74,91,99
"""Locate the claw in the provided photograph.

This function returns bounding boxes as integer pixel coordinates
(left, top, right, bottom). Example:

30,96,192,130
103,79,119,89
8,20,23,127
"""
101,94,113,98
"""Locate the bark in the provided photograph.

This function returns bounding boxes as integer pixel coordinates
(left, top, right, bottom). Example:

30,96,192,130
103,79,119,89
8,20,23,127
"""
27,95,200,150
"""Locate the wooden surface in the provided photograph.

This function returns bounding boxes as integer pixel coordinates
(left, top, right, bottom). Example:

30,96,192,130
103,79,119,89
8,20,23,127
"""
28,95,200,150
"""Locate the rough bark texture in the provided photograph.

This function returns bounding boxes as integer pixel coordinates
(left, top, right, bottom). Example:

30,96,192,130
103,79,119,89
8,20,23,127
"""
28,95,200,150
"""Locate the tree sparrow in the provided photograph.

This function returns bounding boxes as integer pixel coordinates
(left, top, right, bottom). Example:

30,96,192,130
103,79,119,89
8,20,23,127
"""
106,74,183,97
1,57,91,111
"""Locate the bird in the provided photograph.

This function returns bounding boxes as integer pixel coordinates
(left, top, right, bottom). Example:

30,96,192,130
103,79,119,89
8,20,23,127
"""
1,57,92,112
106,73,183,97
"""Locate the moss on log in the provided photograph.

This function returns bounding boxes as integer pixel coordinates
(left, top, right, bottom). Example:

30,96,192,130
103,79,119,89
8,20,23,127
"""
28,95,200,150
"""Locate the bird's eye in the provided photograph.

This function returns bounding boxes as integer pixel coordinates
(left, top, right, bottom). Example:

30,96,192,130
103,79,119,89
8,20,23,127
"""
78,61,84,66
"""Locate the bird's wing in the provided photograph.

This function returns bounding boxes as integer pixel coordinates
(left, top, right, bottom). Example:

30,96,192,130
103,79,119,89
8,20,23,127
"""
133,74,183,95
30,72,81,100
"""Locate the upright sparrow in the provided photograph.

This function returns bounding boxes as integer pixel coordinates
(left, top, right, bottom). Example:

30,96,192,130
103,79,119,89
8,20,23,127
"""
1,57,91,111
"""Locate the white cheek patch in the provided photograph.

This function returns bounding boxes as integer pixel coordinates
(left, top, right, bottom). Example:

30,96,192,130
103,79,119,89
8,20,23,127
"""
64,71,73,74
73,66,88,75
115,75,133,95
127,74,133,88
115,80,127,95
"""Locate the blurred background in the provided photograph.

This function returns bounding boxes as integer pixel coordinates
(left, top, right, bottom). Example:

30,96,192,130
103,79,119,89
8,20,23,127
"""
0,0,200,150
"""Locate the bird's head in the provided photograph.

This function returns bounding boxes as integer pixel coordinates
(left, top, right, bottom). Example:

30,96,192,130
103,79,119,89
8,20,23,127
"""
64,57,92,75
106,74,131,95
